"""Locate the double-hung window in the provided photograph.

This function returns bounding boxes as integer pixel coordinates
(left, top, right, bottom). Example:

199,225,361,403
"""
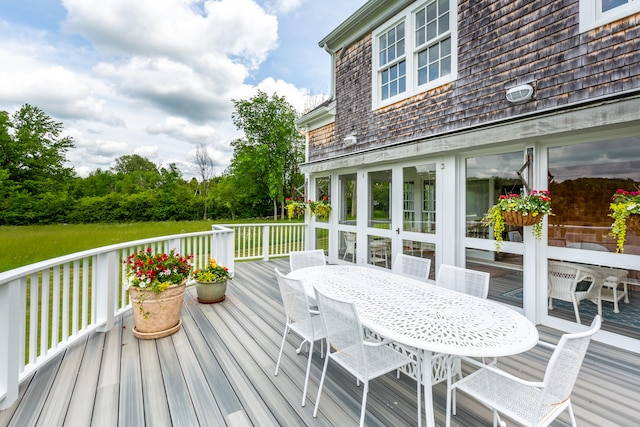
373,0,456,109
580,0,640,32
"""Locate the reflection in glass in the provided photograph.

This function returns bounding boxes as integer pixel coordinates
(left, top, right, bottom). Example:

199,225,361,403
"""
315,176,330,223
402,239,435,279
369,170,392,229
315,228,328,254
548,138,640,254
339,174,357,225
340,231,356,263
403,165,436,233
465,248,523,308
465,152,523,240
368,235,391,269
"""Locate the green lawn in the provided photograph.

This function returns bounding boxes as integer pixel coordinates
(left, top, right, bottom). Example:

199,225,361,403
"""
1,220,297,272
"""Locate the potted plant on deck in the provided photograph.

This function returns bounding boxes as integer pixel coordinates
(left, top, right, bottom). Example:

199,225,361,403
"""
609,188,640,253
193,258,232,303
309,196,332,220
125,247,193,339
481,190,552,251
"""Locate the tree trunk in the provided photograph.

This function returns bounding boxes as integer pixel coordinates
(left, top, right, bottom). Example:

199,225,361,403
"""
273,199,277,220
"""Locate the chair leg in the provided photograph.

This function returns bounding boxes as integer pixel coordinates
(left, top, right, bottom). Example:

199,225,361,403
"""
359,382,369,427
274,325,289,375
313,352,331,418
572,301,581,324
301,341,314,406
567,401,577,427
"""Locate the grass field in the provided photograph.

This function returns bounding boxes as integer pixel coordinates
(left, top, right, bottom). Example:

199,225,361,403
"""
0,219,293,272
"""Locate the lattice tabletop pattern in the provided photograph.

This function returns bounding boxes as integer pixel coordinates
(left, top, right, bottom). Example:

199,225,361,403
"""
289,265,538,357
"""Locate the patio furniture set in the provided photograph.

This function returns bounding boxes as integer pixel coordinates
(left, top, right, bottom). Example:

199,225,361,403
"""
277,250,601,427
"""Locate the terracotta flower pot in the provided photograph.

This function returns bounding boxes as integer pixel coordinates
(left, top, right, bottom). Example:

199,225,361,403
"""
196,280,227,303
502,210,543,227
129,281,186,339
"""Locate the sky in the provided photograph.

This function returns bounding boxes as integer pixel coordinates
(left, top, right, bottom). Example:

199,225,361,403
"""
0,0,367,179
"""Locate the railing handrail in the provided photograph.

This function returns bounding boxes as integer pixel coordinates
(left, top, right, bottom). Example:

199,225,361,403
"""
0,226,232,285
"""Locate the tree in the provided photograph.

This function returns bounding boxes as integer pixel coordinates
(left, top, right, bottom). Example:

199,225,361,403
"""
192,143,215,219
0,104,75,195
231,90,304,219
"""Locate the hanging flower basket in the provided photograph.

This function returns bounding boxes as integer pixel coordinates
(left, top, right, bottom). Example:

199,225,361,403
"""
285,198,307,219
502,210,544,227
628,214,640,233
482,190,552,252
609,188,640,253
309,197,332,220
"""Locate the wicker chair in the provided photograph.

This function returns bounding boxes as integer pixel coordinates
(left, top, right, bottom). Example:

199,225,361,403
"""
343,232,356,261
289,249,326,271
435,264,490,299
392,253,431,282
273,268,326,406
547,261,603,325
313,288,420,427
446,316,601,427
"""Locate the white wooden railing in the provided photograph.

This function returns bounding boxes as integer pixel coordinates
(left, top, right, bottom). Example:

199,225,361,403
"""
0,222,306,409
0,225,235,409
225,223,307,260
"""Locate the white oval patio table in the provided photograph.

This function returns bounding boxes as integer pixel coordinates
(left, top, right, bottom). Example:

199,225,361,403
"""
288,265,539,427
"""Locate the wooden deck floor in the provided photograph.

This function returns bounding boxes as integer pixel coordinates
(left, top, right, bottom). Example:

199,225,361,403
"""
1,258,639,426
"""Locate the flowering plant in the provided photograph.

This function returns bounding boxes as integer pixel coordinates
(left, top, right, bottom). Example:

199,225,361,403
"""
309,196,332,220
481,190,552,251
193,258,232,283
285,197,307,219
609,188,640,253
125,247,193,293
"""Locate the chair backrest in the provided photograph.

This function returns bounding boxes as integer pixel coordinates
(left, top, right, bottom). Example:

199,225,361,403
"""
344,232,356,247
547,261,599,296
435,264,490,298
535,316,601,423
314,288,367,376
393,254,431,282
289,249,326,271
275,268,313,325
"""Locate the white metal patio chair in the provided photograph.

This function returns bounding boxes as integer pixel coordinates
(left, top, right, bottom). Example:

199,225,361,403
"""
547,261,603,325
446,316,601,427
273,268,326,406
435,264,490,299
392,253,431,282
313,288,421,427
289,249,326,271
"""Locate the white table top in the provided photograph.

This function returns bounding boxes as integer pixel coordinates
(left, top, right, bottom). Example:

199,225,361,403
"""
289,265,538,358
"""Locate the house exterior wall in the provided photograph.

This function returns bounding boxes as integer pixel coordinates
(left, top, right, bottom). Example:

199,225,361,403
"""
307,0,640,162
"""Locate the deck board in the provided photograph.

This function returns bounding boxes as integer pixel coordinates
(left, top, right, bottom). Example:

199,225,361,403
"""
1,258,639,427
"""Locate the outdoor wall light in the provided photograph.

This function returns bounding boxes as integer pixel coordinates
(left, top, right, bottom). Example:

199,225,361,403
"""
506,84,534,104
344,135,357,146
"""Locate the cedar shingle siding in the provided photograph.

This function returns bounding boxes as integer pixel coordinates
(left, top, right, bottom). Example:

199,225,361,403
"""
308,0,640,162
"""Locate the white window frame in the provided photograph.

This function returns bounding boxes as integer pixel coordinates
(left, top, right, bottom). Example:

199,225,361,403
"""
372,0,458,110
580,0,640,33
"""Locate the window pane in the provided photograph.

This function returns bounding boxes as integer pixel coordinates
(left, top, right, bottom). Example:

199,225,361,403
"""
467,250,524,308
397,22,405,39
340,231,356,262
388,28,396,45
368,235,391,269
439,12,449,34
381,69,389,84
416,27,425,46
427,21,437,40
403,165,436,233
369,170,392,229
441,56,451,76
427,2,437,21
315,228,328,254
548,138,640,253
465,152,524,240
399,75,406,93
397,38,405,56
602,0,629,12
339,173,357,225
442,37,451,56
315,177,330,223
416,8,426,29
